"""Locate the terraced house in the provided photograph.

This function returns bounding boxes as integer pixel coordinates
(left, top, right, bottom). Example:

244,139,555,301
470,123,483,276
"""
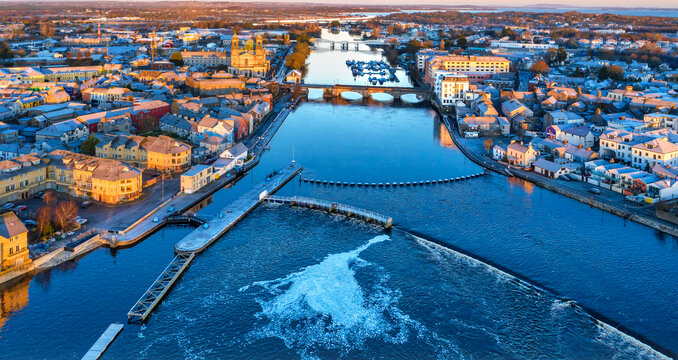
0,155,47,204
96,134,191,172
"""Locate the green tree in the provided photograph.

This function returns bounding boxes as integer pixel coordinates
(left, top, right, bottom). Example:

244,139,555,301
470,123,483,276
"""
329,20,340,28
456,35,468,49
169,52,184,66
81,135,100,156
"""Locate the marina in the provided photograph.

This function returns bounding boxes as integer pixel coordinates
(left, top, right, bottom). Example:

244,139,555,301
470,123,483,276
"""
345,59,400,84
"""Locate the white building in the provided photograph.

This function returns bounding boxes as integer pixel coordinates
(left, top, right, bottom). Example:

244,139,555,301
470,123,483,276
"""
181,164,214,194
434,72,469,106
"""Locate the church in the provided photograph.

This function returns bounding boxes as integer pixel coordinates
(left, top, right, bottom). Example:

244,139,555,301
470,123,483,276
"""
230,33,270,78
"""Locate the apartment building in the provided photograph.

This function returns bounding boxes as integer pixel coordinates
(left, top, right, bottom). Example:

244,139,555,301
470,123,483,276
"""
181,164,213,194
425,55,510,85
434,71,469,106
96,134,191,172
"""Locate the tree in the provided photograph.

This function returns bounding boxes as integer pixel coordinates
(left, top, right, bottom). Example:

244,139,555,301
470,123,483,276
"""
329,20,340,28
0,42,13,59
54,201,78,230
404,39,423,55
170,51,184,66
608,65,625,81
81,135,100,156
37,207,53,238
456,35,468,49
598,65,610,80
529,61,550,74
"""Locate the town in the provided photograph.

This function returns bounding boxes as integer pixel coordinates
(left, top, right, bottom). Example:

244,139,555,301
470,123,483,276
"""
0,2,677,359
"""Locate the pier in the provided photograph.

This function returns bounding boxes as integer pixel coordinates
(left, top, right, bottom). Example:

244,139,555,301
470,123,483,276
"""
127,253,195,323
81,323,124,360
264,195,392,228
175,163,302,254
127,163,302,323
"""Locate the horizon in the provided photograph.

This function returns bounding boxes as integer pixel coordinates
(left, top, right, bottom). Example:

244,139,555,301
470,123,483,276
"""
4,0,678,9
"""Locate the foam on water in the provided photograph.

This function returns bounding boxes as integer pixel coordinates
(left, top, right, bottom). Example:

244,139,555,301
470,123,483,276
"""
240,235,460,358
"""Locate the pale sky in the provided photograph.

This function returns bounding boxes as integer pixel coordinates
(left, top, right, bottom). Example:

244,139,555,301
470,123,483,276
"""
227,0,678,9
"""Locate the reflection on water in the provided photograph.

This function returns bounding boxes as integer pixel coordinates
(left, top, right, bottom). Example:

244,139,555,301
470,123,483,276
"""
304,30,412,87
0,280,28,331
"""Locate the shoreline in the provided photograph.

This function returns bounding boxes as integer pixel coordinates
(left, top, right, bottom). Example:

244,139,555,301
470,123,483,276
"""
443,116,678,239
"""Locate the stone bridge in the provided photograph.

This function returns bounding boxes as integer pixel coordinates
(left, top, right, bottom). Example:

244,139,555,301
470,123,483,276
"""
289,84,431,101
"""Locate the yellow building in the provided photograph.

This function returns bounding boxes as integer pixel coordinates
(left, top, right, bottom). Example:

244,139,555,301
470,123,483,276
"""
42,66,102,82
230,33,269,77
96,134,191,173
47,150,143,204
0,155,47,204
0,212,30,273
180,164,213,194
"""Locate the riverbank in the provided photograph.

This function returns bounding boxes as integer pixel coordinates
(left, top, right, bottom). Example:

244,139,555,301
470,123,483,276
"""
443,116,678,238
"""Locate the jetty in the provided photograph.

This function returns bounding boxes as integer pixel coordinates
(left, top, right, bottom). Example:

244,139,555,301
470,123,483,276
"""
175,162,302,253
127,163,302,323
81,323,124,360
264,195,392,228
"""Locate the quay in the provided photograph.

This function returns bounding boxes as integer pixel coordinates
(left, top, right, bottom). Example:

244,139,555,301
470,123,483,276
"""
264,195,393,228
81,323,124,360
127,163,301,323
175,162,302,253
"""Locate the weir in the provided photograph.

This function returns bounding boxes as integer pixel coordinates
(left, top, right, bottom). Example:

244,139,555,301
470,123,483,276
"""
264,195,393,228
127,163,302,323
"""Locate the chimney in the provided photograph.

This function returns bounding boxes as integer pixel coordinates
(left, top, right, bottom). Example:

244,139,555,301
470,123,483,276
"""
576,87,582,94
595,108,601,115
578,144,583,149
587,147,591,151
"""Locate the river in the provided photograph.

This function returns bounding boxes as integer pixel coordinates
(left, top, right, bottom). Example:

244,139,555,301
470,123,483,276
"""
0,35,676,360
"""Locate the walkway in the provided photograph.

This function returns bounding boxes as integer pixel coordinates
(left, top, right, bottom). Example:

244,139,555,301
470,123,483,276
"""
175,163,302,253
81,323,124,360
264,195,392,227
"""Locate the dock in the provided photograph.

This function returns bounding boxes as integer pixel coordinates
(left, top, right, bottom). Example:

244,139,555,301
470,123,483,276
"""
127,163,302,324
264,195,392,228
81,323,124,360
175,162,302,254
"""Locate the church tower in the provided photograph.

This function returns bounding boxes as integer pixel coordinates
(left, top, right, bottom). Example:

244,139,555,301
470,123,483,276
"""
255,34,264,64
231,32,240,67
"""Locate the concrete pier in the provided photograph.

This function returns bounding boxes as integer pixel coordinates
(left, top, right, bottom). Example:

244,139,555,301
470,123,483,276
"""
82,323,124,360
175,163,302,254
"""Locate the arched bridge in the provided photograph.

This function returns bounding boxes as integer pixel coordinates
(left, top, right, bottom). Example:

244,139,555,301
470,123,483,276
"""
291,83,431,101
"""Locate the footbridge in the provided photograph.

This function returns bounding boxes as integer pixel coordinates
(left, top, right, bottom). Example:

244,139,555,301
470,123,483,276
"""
264,195,393,228
293,83,431,101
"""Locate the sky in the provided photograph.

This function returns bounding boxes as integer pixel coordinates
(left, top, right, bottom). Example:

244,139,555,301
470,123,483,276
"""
225,0,678,9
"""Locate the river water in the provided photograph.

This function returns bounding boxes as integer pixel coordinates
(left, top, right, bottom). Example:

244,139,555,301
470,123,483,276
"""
0,37,677,360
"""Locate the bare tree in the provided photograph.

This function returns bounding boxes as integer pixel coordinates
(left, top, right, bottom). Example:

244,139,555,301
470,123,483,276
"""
54,201,77,230
43,191,57,206
37,206,53,237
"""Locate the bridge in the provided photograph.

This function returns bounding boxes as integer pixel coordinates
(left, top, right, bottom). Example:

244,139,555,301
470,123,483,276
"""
264,195,392,228
292,83,431,101
313,38,386,50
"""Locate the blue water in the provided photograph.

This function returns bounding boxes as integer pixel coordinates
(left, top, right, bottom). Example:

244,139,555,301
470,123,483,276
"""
1,87,677,358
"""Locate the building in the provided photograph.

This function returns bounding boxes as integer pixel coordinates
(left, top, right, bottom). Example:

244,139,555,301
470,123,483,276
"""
285,70,302,84
434,72,468,106
230,33,269,77
220,142,248,166
181,164,213,194
181,50,229,68
46,150,143,204
0,155,46,204
425,55,510,85
507,141,538,167
0,212,30,273
35,119,89,143
632,139,678,171
96,134,191,172
543,110,585,127
81,87,131,104
533,158,572,179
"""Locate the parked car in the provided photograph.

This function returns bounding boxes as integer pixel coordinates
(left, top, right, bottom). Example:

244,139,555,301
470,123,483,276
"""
80,201,92,208
34,191,44,199
24,219,38,228
75,218,88,225
14,205,27,212
1,202,15,211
